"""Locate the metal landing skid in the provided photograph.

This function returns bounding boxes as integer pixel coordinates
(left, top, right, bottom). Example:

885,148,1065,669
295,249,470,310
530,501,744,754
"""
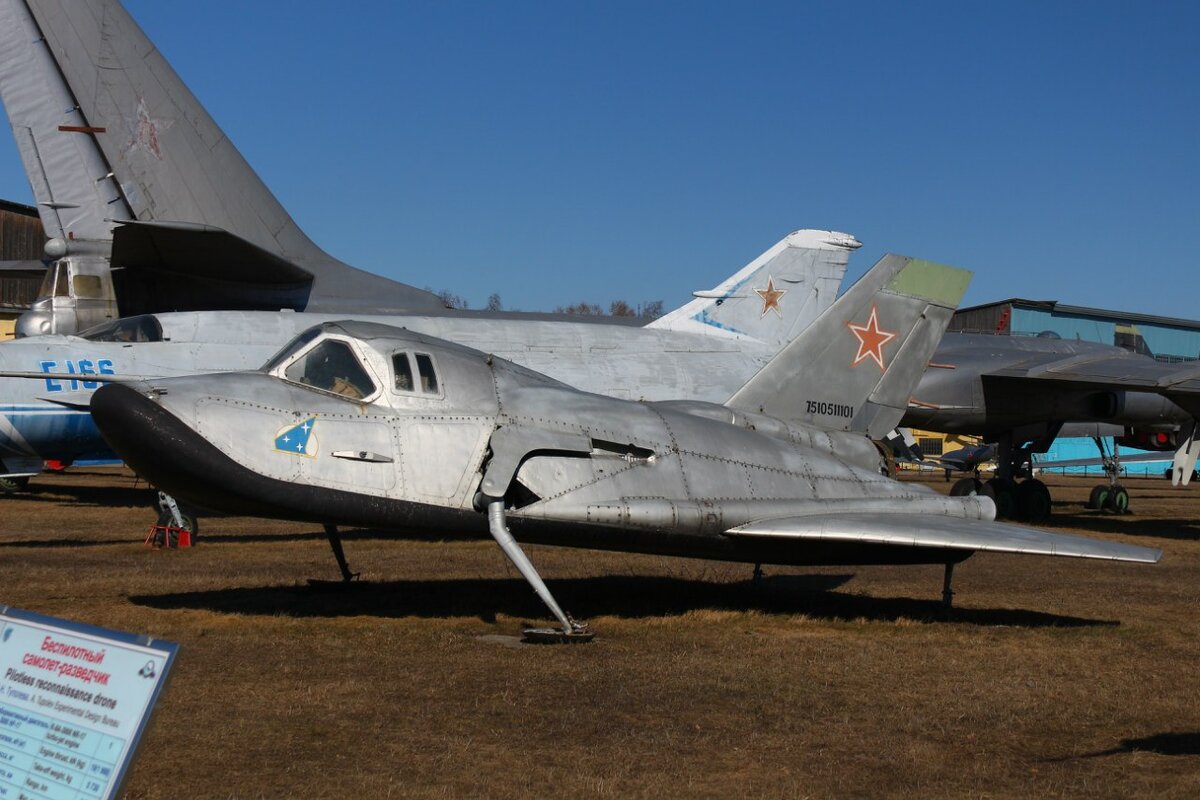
309,508,594,643
487,502,594,643
306,523,363,588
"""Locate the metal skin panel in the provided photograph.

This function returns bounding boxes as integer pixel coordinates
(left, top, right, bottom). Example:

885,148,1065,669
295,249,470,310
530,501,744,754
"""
301,418,397,495
403,420,491,503
195,397,302,485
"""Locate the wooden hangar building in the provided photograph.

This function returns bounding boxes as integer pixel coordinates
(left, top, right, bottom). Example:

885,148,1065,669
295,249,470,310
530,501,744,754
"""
0,199,46,340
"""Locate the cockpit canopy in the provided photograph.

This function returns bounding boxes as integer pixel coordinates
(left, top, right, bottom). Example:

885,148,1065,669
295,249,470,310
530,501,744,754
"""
264,322,445,403
78,315,164,343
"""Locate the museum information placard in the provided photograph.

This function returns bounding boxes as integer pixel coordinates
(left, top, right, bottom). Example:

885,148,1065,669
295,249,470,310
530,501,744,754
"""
0,606,177,800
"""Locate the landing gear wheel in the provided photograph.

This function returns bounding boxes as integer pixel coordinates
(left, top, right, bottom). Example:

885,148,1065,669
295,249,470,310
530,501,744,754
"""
1087,485,1110,510
154,509,199,540
982,478,1017,519
949,477,981,497
0,475,30,493
1105,484,1130,514
1015,479,1052,523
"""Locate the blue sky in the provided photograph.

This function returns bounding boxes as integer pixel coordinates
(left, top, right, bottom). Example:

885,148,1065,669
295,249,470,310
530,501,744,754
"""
1,0,1196,315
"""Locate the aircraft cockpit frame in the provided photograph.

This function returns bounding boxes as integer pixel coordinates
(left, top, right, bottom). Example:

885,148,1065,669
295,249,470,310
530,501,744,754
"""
263,325,448,407
266,329,385,404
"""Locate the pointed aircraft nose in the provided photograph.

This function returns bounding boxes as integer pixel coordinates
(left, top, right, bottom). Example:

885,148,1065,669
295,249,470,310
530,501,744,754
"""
91,382,194,491
90,382,259,514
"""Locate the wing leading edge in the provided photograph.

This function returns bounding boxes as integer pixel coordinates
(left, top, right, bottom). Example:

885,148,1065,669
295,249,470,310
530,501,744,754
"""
725,513,1161,563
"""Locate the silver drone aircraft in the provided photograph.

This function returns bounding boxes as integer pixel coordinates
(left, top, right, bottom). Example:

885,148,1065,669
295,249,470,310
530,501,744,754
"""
86,256,1159,639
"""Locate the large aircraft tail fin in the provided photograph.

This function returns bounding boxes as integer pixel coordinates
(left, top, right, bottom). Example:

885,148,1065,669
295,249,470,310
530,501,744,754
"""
647,230,860,352
725,254,971,438
0,0,130,246
10,0,443,313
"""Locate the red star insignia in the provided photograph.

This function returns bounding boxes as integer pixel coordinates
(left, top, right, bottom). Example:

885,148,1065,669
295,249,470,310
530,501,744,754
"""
846,305,897,370
755,276,787,318
125,98,173,160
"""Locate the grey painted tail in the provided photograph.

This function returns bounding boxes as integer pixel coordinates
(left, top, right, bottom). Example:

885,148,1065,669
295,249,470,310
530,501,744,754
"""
725,254,971,438
9,0,443,313
0,0,131,247
647,229,861,353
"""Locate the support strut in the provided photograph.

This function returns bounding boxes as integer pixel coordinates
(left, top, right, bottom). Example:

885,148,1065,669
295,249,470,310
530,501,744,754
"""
487,501,592,642
941,563,955,609
324,524,359,583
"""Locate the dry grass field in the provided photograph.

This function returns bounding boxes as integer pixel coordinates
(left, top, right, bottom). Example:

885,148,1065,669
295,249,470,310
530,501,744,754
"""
2,467,1199,799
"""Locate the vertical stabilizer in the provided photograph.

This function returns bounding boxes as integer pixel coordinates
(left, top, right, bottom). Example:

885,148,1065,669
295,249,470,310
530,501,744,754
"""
0,0,130,246
648,229,861,352
725,254,971,438
18,0,444,312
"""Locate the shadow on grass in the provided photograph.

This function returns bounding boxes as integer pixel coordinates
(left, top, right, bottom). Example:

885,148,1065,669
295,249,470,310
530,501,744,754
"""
1043,511,1200,541
129,574,1114,628
3,481,155,509
0,527,449,548
1055,731,1200,759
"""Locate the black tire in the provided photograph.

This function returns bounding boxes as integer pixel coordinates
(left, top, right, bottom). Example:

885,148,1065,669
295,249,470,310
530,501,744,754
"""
0,475,30,493
1015,479,1052,523
1105,485,1130,514
949,477,979,497
177,512,199,539
982,478,1017,519
1087,485,1109,510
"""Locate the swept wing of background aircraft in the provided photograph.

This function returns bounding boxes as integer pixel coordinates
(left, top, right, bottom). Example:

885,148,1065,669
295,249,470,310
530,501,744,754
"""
86,258,1159,638
904,332,1197,520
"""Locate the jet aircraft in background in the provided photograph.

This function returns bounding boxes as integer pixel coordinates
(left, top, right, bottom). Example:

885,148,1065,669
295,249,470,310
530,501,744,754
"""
0,0,461,335
85,256,1159,639
0,230,857,488
903,332,1199,520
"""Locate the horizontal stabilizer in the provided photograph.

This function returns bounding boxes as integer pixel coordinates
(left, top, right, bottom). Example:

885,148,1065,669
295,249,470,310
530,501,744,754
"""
112,221,313,285
725,513,1161,563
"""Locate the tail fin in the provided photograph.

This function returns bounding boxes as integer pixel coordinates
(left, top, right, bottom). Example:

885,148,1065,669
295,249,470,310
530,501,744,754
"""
725,254,971,438
0,0,131,245
13,0,443,313
647,229,861,352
